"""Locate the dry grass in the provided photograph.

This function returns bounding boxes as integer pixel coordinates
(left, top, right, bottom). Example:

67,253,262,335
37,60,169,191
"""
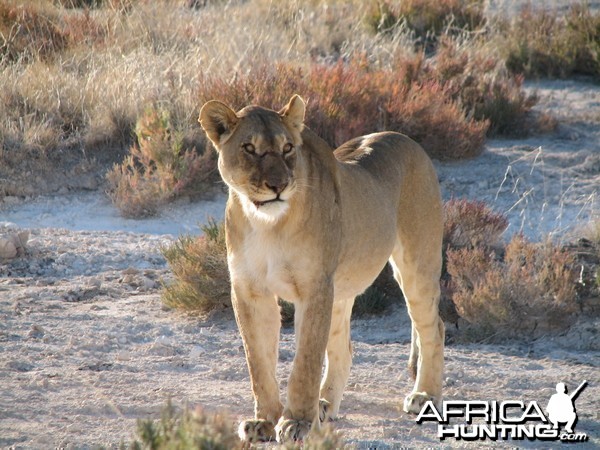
365,0,486,49
498,2,600,79
582,219,600,246
2,0,573,200
569,219,600,314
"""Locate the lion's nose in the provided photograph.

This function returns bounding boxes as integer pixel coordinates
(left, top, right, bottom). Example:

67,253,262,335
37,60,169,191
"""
265,181,288,195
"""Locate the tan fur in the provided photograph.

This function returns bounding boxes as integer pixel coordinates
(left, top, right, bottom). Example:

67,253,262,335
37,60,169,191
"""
199,95,445,443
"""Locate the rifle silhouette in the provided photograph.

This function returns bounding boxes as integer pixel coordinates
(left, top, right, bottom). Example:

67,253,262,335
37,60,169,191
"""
570,380,588,401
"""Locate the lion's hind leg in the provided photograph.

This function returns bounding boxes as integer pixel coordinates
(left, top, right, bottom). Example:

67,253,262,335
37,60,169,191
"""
390,247,444,414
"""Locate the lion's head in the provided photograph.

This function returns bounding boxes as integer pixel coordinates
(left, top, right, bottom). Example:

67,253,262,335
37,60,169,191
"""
199,95,305,222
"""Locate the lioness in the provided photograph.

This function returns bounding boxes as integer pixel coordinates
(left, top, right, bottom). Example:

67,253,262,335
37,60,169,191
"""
199,95,444,443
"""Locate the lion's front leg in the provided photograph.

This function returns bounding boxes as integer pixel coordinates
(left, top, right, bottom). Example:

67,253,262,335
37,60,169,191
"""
232,286,283,443
276,282,334,443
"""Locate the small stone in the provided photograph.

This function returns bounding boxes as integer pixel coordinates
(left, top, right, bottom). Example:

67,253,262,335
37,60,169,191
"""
148,336,176,356
17,230,29,247
148,344,176,357
7,360,35,372
141,277,156,291
189,345,205,359
86,278,102,289
121,274,136,286
155,336,174,347
116,350,131,361
0,239,17,259
2,196,20,205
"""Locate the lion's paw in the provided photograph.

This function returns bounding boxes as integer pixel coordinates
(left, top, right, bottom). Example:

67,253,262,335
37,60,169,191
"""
238,419,276,443
275,418,312,443
403,391,435,414
319,399,333,422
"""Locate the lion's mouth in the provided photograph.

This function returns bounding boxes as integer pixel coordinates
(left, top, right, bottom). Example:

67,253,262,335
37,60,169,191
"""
252,195,283,208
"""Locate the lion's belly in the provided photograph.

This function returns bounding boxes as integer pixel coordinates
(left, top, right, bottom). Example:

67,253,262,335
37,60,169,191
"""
333,199,399,300
333,245,393,301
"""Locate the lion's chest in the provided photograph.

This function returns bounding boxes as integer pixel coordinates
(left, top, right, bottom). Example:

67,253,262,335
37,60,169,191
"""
232,230,305,303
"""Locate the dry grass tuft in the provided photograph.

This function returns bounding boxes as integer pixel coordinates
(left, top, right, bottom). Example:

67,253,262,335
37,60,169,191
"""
582,219,600,246
568,220,600,314
1,0,561,199
0,2,67,62
365,0,486,47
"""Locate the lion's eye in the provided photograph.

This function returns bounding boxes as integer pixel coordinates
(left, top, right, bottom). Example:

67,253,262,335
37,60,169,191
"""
242,143,256,154
283,143,294,155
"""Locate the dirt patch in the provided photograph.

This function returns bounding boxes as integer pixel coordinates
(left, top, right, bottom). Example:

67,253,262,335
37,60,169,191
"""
0,225,599,448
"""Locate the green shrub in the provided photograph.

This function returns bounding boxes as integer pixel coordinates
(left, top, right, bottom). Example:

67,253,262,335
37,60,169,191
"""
130,401,241,450
161,219,230,314
107,106,216,218
352,285,394,318
352,263,403,318
129,400,346,450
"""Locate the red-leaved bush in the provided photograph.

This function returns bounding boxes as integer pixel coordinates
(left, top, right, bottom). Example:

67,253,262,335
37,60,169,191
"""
198,57,489,160
446,234,578,340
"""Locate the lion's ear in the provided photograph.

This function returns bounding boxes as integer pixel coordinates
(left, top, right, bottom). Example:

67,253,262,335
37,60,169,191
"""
199,101,239,148
280,94,305,133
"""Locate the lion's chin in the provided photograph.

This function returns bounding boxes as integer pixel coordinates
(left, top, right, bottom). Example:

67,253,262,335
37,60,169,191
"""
241,196,290,223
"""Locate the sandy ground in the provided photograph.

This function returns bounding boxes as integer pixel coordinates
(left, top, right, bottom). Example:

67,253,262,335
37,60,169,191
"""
1,80,599,449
